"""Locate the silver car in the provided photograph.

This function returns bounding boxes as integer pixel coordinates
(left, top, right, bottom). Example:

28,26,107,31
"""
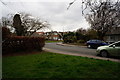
97,41,120,57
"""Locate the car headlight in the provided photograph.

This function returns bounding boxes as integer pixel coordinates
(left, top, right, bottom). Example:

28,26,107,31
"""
97,47,100,50
96,47,101,52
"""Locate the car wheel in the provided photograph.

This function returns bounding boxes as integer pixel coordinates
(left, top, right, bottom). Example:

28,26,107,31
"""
100,50,109,57
87,45,91,48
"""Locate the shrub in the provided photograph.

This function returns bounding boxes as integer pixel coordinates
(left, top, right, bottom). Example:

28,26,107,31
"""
2,36,45,54
77,40,85,43
63,32,77,43
2,27,11,41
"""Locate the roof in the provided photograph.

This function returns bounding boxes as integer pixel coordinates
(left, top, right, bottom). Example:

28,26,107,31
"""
36,32,44,34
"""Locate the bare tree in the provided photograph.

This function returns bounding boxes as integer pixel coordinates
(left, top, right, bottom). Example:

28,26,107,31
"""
19,12,50,36
85,1,120,40
1,12,50,36
68,0,120,40
1,14,14,32
1,17,12,27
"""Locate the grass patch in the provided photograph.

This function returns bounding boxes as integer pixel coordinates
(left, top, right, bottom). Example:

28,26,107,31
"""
3,51,120,79
45,40,62,43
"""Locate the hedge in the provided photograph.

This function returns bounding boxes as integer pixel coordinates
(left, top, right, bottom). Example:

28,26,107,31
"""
2,36,45,54
2,27,11,41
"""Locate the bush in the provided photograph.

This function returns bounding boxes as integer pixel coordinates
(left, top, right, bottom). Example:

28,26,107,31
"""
2,36,45,54
2,27,11,41
63,32,77,43
77,40,85,43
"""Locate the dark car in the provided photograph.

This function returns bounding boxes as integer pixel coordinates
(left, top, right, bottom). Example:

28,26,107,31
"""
86,40,108,48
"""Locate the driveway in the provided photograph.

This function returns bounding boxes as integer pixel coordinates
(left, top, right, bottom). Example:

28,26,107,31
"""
44,42,120,62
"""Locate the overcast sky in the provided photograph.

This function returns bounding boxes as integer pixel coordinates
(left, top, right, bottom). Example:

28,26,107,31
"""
1,0,90,32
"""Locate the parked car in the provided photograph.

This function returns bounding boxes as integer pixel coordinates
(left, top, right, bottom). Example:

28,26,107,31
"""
97,41,120,57
86,39,108,48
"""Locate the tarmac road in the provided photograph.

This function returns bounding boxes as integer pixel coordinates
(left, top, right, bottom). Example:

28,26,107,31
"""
44,42,97,56
44,42,120,62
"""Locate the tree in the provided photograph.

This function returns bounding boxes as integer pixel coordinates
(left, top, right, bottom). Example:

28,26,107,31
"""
85,1,120,40
13,14,24,36
68,0,120,40
20,12,50,36
75,28,98,41
75,28,86,40
0,14,15,32
1,12,50,36
86,28,98,40
63,32,77,43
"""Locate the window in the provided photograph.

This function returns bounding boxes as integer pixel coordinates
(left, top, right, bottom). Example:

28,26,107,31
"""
115,42,120,47
53,37,57,40
54,33,57,35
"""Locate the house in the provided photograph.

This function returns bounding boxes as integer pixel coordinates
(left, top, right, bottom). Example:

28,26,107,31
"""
31,31,66,41
105,27,120,43
45,31,64,41
31,32,45,37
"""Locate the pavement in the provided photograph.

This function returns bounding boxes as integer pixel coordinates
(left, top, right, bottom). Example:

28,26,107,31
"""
56,43,86,47
43,43,120,63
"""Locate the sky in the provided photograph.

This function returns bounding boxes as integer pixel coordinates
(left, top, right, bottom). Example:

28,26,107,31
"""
1,0,90,32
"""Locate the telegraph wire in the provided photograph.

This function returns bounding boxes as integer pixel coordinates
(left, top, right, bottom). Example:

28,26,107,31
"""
0,0,7,5
0,0,18,13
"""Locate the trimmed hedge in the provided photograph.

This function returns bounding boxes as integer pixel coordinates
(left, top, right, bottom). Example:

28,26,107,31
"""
2,27,11,41
2,36,45,54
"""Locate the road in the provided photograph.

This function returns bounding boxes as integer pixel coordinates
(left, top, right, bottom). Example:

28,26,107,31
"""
44,42,97,56
44,42,120,62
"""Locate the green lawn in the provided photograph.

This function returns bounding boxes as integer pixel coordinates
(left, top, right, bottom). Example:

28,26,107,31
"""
3,51,120,79
45,40,62,43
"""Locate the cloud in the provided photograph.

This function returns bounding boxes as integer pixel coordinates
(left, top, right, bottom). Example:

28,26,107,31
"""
1,0,90,32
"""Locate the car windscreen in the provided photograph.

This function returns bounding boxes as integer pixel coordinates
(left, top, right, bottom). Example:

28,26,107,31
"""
109,42,120,47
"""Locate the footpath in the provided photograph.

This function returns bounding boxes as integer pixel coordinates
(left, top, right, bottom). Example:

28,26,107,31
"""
43,43,120,63
56,43,86,47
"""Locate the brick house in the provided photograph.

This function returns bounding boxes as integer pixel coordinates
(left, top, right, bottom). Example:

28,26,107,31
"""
31,32,45,37
45,31,64,41
31,31,66,41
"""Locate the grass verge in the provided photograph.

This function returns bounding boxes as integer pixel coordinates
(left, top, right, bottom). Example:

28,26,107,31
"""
3,51,120,79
